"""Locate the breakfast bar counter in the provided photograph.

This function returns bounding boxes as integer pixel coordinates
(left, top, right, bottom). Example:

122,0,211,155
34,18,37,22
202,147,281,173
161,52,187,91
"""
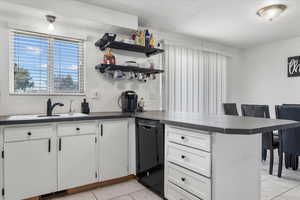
0,111,299,200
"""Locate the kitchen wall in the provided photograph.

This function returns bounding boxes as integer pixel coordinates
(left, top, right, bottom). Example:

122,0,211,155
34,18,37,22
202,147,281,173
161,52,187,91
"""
0,18,239,116
0,21,162,115
227,36,300,117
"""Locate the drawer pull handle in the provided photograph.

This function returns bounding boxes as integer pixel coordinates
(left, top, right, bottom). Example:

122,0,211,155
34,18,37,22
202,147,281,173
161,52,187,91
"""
76,128,80,131
181,136,185,140
27,132,32,136
181,155,186,159
181,177,186,182
59,138,62,151
48,139,51,153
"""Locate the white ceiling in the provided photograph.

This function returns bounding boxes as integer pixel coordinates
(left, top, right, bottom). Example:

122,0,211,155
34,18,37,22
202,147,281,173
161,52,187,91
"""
75,0,300,48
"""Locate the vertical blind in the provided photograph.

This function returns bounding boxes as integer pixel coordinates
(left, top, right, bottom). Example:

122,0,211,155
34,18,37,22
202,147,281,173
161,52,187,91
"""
11,30,85,94
164,44,227,114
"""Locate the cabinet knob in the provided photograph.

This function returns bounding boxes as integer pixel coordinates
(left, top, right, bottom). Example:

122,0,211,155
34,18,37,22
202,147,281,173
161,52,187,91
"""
181,136,185,140
76,128,80,131
181,155,186,159
27,132,32,136
181,177,186,182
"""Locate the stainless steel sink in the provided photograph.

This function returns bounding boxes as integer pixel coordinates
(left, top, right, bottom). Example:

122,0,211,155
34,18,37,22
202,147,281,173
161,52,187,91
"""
8,113,88,120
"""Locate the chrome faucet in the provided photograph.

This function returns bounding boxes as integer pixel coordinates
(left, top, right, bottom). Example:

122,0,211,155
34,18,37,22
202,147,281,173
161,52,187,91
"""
47,98,64,116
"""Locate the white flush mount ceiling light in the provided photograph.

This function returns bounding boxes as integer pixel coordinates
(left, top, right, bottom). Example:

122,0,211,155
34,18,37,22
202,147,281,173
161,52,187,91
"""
257,4,287,21
46,15,56,31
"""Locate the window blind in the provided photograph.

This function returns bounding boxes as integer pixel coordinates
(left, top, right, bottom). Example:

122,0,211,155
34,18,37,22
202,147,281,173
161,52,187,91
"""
10,30,85,94
163,44,227,114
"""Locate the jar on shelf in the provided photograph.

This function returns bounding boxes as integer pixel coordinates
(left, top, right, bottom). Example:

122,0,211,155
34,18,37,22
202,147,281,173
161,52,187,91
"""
103,48,116,65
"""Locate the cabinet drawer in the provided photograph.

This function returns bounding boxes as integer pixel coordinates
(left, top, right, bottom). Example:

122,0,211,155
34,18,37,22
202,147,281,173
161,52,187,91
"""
4,126,54,142
167,162,211,200
167,126,211,152
166,181,201,200
57,122,97,136
167,142,211,177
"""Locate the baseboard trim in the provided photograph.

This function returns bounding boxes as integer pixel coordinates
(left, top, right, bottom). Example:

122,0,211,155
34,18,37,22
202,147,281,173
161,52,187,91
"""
67,174,136,194
24,175,136,200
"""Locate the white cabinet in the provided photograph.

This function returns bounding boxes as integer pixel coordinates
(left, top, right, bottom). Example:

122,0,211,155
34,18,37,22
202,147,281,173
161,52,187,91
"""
58,123,97,191
3,126,56,200
0,119,131,199
99,120,129,181
165,125,212,200
0,130,3,200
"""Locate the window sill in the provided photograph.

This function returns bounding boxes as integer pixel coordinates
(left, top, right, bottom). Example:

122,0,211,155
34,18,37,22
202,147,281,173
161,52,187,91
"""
9,92,86,97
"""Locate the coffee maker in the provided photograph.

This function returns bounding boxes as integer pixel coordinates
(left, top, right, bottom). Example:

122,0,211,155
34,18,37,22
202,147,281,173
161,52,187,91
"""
119,91,138,113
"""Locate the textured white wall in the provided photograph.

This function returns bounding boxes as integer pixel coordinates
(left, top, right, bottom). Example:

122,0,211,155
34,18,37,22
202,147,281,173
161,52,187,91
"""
227,36,300,117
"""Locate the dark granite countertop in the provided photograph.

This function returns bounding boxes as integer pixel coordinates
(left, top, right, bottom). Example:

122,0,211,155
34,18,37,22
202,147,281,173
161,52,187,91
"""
0,111,299,135
0,112,131,126
134,112,300,134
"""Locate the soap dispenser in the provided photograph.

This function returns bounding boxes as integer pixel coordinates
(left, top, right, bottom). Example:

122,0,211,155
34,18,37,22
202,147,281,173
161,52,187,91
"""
81,99,90,114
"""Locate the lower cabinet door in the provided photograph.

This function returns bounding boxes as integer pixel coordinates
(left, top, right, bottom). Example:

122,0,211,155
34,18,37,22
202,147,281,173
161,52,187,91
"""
0,134,3,200
100,120,129,181
4,139,57,200
58,134,97,190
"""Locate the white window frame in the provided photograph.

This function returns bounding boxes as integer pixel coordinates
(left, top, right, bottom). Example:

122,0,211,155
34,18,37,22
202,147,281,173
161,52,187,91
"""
9,29,86,96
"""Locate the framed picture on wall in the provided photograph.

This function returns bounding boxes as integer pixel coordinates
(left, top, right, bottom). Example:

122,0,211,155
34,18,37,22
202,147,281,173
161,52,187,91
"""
288,56,300,77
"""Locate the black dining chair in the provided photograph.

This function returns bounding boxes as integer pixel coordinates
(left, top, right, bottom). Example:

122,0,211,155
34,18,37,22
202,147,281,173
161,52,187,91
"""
276,105,300,177
223,103,239,116
282,104,300,170
241,104,279,175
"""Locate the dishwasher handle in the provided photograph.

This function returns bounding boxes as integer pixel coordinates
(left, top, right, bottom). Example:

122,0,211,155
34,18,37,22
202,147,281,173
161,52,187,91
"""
138,123,157,130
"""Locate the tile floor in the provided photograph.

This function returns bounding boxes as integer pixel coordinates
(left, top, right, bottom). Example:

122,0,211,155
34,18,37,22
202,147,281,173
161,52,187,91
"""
261,154,300,200
51,155,300,200
51,180,161,200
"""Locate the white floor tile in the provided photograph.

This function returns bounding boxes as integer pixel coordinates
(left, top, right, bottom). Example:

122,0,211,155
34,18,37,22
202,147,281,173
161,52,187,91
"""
272,185,300,200
130,189,162,200
282,170,300,182
51,191,96,200
111,195,133,200
92,180,145,200
261,175,299,200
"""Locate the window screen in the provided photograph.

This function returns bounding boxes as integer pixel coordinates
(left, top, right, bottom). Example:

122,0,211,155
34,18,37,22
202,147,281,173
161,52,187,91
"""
11,30,85,94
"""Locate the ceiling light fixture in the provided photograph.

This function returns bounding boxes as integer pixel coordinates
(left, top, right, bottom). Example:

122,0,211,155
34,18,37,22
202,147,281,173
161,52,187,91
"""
46,15,56,31
257,4,287,21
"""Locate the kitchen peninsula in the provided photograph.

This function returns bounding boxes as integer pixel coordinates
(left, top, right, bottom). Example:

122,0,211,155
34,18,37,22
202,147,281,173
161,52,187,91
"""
0,111,299,200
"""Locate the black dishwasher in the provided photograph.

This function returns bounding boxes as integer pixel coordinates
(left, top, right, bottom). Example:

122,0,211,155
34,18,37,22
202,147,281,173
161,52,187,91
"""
136,119,164,198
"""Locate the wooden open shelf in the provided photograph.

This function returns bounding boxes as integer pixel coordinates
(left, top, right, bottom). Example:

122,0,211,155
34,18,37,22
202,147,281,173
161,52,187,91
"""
96,40,164,57
95,64,164,74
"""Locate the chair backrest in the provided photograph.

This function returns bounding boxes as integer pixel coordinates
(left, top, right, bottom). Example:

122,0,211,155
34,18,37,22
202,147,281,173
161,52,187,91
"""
276,105,300,155
241,104,273,148
223,103,239,116
241,104,270,118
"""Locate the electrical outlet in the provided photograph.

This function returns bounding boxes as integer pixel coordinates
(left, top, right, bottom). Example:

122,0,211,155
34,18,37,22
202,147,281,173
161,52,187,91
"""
91,90,100,99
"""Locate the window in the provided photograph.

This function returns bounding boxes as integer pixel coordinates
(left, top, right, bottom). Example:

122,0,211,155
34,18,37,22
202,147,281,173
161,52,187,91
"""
10,30,85,95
